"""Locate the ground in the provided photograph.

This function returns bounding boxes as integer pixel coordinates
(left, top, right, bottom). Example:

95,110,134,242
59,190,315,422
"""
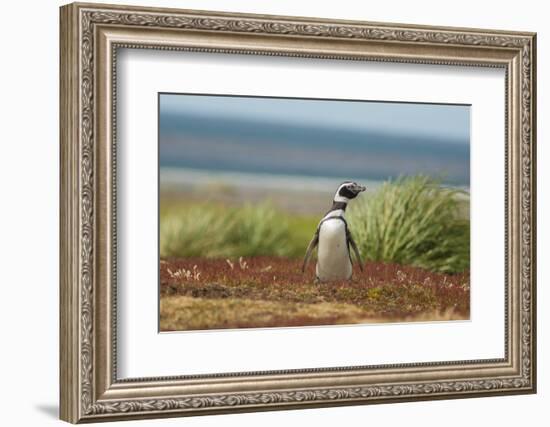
160,256,470,331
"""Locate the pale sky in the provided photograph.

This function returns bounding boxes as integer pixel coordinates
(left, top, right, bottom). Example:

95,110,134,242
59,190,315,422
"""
160,93,470,145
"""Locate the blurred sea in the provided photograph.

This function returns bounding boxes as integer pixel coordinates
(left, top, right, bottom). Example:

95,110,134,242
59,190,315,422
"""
159,94,471,214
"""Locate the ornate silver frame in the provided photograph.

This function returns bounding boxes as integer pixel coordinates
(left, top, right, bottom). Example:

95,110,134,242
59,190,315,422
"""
60,2,537,423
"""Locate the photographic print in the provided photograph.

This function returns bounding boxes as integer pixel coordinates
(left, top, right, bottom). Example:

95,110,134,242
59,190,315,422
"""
159,93,471,332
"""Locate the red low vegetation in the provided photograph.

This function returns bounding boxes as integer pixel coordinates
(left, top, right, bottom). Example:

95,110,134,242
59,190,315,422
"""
160,256,470,319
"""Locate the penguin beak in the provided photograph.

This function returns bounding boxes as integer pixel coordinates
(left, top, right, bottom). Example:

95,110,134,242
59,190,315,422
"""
354,184,366,193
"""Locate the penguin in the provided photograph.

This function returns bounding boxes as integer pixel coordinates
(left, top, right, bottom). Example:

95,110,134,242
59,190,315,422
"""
302,181,366,282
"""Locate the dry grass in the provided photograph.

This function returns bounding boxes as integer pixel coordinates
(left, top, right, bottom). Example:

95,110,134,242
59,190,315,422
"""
160,296,466,331
160,296,370,331
160,256,470,331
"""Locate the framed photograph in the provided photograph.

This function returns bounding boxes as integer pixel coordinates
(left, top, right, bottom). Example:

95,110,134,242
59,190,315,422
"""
60,2,537,423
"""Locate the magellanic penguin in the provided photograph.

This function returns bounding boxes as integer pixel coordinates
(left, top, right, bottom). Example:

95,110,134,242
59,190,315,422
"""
302,181,366,282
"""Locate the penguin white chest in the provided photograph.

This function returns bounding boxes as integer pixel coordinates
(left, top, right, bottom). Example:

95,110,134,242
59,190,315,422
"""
316,218,352,281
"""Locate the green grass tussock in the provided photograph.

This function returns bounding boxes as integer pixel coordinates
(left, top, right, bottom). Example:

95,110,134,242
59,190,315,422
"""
347,175,469,273
160,202,311,258
160,175,470,273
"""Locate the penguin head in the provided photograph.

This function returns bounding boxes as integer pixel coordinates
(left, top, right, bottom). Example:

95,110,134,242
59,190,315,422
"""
334,181,366,202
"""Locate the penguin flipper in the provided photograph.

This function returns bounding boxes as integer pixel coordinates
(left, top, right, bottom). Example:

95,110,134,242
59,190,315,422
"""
347,230,364,272
302,230,319,273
